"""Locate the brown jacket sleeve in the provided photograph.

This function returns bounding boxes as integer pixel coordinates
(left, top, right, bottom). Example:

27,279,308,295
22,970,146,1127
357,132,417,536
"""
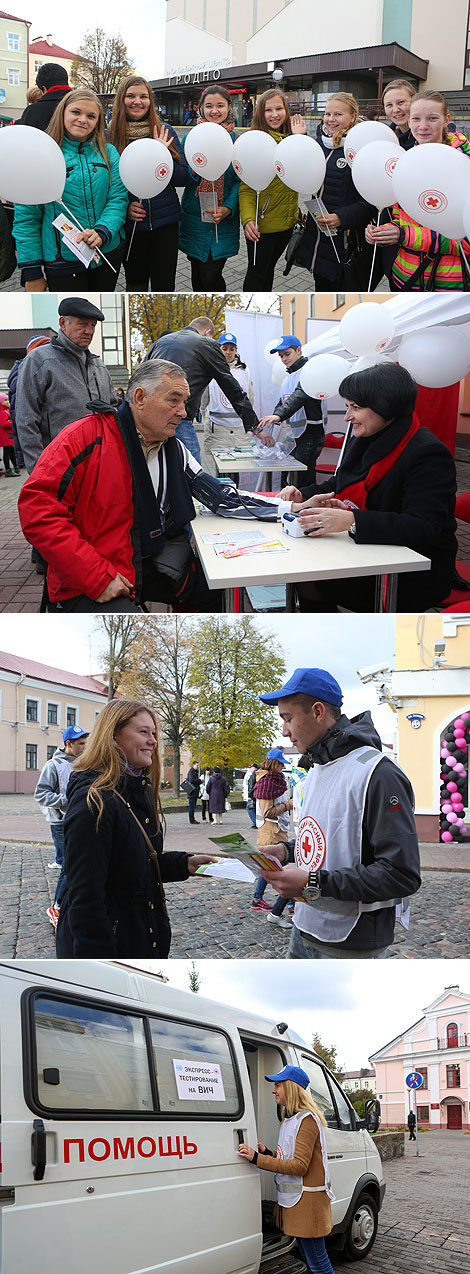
257,1115,317,1177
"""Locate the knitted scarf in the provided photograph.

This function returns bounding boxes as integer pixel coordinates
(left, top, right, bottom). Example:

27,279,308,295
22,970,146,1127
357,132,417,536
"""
126,117,154,143
254,771,287,800
195,117,235,205
335,413,421,509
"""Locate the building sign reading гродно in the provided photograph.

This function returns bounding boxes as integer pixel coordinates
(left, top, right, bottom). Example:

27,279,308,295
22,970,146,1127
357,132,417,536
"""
173,1059,226,1100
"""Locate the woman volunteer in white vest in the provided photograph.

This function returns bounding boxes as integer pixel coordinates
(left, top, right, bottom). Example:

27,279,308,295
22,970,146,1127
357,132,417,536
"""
238,1064,335,1274
202,331,255,476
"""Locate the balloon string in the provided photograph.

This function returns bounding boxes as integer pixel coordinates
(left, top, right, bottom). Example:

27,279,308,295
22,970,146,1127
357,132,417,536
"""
313,194,341,264
125,221,137,265
59,200,118,273
367,208,381,293
254,192,259,268
212,182,218,243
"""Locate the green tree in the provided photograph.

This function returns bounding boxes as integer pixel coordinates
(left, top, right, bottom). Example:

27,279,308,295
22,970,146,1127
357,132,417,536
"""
188,616,286,773
118,616,199,794
188,961,201,993
349,1087,375,1120
312,1033,343,1081
72,28,134,94
130,293,248,353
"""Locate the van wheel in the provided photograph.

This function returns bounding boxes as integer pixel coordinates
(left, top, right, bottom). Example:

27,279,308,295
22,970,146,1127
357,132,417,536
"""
343,1193,378,1260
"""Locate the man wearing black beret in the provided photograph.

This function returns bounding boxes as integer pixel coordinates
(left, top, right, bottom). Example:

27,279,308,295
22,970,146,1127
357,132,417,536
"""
18,63,71,131
16,297,118,473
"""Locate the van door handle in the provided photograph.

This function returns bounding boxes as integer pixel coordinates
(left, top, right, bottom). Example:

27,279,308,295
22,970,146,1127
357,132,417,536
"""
32,1119,46,1181
236,1129,245,1144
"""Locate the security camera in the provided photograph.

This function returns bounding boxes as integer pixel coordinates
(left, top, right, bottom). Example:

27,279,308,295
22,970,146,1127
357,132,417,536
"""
356,662,391,683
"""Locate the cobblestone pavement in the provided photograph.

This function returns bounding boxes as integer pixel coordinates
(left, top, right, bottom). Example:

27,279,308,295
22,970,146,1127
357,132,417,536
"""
1,457,469,613
1,800,469,960
334,1132,470,1272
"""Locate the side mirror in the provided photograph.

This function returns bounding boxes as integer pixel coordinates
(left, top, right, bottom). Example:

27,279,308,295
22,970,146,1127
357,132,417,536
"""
365,1098,381,1134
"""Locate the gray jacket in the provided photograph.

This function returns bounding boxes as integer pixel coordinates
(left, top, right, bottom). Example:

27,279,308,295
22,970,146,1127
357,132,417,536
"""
15,331,118,472
34,748,76,824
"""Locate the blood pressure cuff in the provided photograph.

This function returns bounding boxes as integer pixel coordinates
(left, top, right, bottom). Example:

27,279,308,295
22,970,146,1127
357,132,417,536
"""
191,471,280,522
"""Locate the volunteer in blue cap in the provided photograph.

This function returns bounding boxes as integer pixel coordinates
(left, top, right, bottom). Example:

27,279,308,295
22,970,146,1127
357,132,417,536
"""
238,1064,336,1274
202,331,255,476
256,667,420,959
251,747,293,928
259,335,325,486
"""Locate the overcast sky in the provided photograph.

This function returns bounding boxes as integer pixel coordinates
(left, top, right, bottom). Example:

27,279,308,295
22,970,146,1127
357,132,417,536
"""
29,4,167,81
0,613,396,743
132,958,469,1074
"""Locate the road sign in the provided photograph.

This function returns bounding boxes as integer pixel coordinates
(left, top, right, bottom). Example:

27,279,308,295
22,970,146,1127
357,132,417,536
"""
406,1072,424,1089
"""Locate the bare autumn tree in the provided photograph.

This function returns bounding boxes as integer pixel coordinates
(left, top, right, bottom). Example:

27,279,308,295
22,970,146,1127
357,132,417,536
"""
118,616,199,794
94,616,146,700
72,28,134,95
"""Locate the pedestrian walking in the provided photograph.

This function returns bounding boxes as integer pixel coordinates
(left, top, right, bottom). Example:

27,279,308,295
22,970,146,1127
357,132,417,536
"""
238,1065,336,1274
206,766,230,825
34,725,89,930
407,1110,417,1141
186,761,200,824
0,393,19,476
200,768,214,823
243,763,257,829
251,748,293,929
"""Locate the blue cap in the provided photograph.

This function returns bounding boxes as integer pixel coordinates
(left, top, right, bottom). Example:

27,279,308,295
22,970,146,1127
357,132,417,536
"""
267,748,287,762
265,1065,310,1089
63,726,89,744
259,668,343,707
270,335,302,353
218,332,237,346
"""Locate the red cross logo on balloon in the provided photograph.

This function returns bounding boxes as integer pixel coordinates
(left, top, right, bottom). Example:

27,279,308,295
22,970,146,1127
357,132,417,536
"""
194,153,207,167
418,189,448,214
295,815,326,870
385,157,398,177
156,164,169,179
276,161,285,178
234,161,242,174
345,147,356,163
375,340,388,351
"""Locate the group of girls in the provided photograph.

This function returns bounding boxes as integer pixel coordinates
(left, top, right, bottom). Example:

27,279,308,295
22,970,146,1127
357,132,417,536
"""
11,74,470,292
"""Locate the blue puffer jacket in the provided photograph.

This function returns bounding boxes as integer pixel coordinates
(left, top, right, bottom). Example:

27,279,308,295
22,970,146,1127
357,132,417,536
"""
296,123,373,282
179,129,240,262
13,135,128,282
124,124,189,232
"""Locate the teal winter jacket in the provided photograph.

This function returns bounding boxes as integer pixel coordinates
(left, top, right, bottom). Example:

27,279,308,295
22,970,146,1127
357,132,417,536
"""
179,130,240,262
13,135,128,283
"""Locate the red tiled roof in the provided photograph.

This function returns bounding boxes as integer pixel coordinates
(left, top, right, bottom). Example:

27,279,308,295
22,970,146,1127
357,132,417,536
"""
29,39,76,59
0,11,31,23
0,650,107,696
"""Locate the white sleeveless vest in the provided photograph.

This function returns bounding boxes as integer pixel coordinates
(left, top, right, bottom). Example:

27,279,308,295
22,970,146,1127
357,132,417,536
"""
274,1111,336,1208
208,365,251,429
293,746,408,943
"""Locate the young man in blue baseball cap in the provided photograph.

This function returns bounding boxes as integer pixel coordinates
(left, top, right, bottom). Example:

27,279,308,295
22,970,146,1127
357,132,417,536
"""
257,667,421,959
258,336,325,486
34,725,89,929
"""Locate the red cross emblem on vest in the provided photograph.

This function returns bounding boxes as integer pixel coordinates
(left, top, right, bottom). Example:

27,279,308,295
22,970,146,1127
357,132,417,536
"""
295,815,326,870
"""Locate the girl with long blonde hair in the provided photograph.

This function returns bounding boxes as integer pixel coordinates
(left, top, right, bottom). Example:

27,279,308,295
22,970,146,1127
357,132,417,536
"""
108,74,188,289
239,87,306,290
239,1066,335,1274
56,699,217,959
13,88,128,292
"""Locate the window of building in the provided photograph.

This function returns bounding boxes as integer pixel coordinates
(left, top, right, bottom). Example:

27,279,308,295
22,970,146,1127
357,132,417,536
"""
35,60,43,72
447,1023,459,1048
66,706,77,728
7,69,20,86
7,33,20,51
46,746,56,761
446,1065,461,1088
26,744,38,770
333,294,346,310
417,1105,429,1121
47,703,59,726
289,299,296,333
26,698,39,723
415,1067,428,1088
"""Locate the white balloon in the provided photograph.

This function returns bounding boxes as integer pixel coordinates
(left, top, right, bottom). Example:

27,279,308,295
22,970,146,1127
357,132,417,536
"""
184,121,233,182
339,303,395,356
397,326,470,387
351,140,401,210
352,354,394,372
274,134,326,195
119,139,174,200
392,143,470,240
344,121,399,168
0,125,66,203
264,337,284,366
232,131,277,191
271,358,286,386
300,354,346,400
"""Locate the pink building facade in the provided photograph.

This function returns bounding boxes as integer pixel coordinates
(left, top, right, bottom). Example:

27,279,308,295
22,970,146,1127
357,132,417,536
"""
370,986,469,1131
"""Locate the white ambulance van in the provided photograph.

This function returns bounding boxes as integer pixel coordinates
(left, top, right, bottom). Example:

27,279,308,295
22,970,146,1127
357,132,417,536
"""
0,960,385,1274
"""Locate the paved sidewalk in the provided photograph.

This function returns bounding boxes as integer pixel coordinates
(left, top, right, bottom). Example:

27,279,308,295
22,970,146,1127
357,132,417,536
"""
1,801,469,960
1,457,470,613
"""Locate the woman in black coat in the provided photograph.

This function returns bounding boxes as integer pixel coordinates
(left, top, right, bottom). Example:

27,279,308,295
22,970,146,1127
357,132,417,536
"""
280,362,457,612
56,698,216,959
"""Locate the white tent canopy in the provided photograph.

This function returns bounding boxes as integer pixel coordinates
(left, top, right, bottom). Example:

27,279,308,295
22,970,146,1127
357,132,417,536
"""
302,295,470,361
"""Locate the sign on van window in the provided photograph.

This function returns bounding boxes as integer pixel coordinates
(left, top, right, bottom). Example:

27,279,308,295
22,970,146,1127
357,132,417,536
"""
173,1059,226,1101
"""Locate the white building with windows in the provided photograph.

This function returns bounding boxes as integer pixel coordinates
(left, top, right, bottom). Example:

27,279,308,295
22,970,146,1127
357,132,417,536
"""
0,9,31,122
0,651,108,793
370,986,470,1131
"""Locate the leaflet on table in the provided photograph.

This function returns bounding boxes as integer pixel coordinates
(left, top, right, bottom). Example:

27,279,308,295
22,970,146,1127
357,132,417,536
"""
212,447,258,460
200,529,266,546
52,214,100,266
195,858,256,882
209,831,283,874
216,539,288,559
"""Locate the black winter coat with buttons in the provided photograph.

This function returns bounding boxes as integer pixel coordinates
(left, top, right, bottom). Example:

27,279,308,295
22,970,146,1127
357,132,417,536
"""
56,769,190,959
296,124,374,282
